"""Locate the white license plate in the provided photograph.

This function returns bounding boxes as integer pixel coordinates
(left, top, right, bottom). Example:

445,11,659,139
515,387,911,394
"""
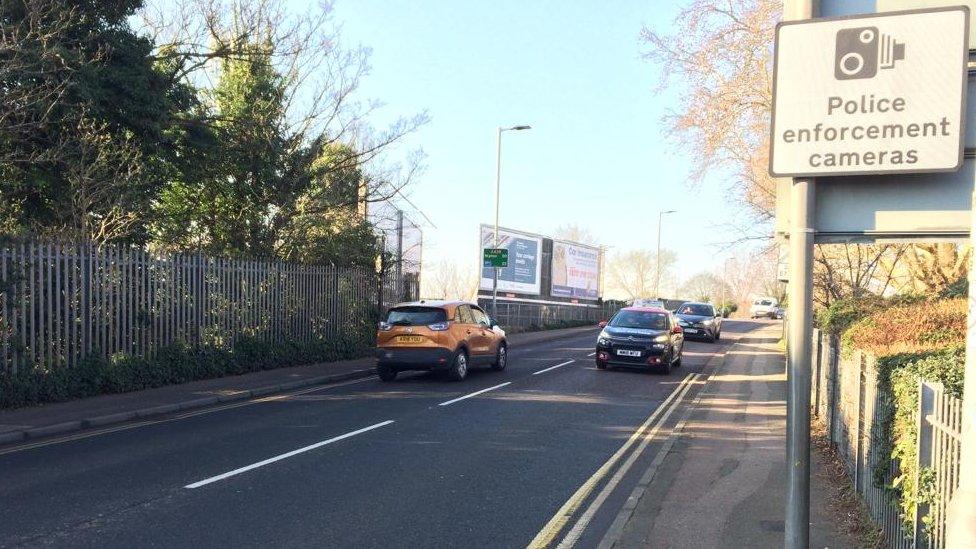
616,349,641,357
685,329,699,334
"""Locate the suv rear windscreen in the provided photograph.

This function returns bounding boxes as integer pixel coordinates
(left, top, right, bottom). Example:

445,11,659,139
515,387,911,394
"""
386,307,448,326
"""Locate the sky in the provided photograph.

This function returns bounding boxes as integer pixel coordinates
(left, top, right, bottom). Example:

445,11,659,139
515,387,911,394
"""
322,0,757,289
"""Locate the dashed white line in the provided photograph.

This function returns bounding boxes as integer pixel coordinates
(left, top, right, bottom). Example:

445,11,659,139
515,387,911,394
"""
438,382,512,407
587,352,596,357
533,360,575,375
185,420,395,489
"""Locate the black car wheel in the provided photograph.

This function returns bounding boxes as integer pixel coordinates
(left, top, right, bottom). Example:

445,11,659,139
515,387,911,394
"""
491,343,507,371
447,349,468,381
377,364,397,382
596,360,608,370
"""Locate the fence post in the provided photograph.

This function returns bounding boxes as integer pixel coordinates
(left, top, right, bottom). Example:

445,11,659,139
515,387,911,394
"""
915,379,936,546
854,351,865,493
812,330,822,418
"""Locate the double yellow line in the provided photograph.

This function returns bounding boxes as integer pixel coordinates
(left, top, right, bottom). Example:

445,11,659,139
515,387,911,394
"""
527,372,703,549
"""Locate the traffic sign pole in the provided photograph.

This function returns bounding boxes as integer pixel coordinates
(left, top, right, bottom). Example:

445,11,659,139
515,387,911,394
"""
782,4,814,549
785,177,815,549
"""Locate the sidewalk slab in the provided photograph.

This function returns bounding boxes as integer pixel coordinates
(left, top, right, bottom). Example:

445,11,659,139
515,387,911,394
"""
609,325,855,549
0,325,597,445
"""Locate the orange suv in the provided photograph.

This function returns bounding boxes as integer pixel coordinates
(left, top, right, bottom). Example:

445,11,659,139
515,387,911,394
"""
375,301,507,382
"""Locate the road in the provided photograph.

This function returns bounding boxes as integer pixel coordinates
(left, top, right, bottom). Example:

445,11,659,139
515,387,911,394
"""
0,321,763,548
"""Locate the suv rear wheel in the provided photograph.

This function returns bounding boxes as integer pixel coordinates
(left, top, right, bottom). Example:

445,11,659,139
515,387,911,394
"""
447,349,468,381
491,343,507,371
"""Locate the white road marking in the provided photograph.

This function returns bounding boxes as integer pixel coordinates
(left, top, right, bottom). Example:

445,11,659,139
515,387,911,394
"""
0,374,380,456
526,373,697,549
437,382,512,407
558,374,703,548
532,360,575,375
587,352,596,357
184,420,395,489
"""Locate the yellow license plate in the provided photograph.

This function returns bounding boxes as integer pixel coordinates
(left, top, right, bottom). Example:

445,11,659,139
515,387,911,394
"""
396,335,424,344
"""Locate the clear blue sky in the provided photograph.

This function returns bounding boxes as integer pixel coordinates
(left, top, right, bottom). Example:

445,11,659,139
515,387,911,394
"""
327,0,749,283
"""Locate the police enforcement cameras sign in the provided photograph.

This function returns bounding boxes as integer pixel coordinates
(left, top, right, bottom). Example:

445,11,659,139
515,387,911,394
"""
770,7,969,177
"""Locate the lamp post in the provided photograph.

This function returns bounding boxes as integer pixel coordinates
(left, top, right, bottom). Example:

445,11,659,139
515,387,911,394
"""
492,124,531,318
654,210,676,299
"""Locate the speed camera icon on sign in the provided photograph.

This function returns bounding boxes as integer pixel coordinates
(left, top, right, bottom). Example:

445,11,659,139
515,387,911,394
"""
835,26,906,79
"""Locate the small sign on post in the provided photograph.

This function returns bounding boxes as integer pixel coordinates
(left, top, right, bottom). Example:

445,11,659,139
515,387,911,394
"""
483,248,508,268
770,6,969,177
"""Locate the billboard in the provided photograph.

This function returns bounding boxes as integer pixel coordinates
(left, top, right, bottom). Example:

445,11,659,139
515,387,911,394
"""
550,240,601,300
479,225,542,295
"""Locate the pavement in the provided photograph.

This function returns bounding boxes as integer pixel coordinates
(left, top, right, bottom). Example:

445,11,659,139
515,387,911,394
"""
605,323,856,549
0,320,854,548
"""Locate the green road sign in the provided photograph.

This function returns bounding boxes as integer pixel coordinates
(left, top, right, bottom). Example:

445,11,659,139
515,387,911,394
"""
483,248,508,268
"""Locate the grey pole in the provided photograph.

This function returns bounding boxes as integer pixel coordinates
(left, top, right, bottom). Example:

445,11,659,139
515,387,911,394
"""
491,125,530,318
493,127,502,318
654,210,675,298
945,188,976,548
785,177,815,549
782,2,815,547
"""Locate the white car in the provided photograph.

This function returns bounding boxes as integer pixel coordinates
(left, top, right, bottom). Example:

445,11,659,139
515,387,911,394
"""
750,298,779,319
632,298,665,309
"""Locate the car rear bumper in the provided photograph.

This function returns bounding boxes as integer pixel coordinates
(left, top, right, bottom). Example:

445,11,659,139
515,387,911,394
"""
376,347,455,370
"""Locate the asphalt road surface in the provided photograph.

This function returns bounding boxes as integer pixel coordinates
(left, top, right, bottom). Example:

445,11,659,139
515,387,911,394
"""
0,321,762,548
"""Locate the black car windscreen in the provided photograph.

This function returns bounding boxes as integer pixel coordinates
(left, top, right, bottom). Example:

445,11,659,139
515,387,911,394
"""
387,307,448,325
609,311,668,330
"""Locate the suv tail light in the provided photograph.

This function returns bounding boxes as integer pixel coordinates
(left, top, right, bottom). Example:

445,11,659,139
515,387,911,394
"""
378,321,392,331
427,321,450,331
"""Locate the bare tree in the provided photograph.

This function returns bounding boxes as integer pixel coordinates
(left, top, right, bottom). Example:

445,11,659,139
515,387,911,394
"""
553,224,599,245
605,249,677,300
641,0,781,240
812,244,906,308
422,260,478,301
678,272,729,303
901,243,970,294
138,0,428,206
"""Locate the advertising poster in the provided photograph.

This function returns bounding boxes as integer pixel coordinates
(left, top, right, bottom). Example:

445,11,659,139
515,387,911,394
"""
479,225,542,295
550,241,600,300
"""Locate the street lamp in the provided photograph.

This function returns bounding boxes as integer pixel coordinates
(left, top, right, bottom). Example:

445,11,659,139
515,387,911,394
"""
654,209,676,299
493,124,531,317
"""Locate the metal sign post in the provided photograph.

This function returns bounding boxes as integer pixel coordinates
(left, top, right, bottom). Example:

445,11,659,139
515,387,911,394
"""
785,177,815,549
774,4,970,547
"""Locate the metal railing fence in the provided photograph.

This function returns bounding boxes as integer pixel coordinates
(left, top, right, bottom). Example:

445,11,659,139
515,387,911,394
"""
478,300,620,330
0,238,388,375
811,329,963,548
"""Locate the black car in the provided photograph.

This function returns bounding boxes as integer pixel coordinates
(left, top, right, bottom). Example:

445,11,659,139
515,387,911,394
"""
674,302,722,342
595,307,684,374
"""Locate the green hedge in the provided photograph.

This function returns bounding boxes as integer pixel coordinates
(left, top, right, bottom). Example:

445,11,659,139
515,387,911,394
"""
0,332,374,409
874,346,964,533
